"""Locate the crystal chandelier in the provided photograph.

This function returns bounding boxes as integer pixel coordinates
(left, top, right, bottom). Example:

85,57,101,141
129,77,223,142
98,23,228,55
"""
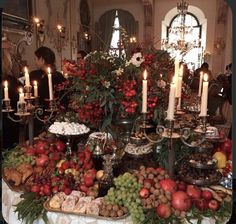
162,0,201,54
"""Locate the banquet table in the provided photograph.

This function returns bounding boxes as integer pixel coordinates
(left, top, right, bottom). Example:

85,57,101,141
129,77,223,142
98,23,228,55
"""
2,180,227,224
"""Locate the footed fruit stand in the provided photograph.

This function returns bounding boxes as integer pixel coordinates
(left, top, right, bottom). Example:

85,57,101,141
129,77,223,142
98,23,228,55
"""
2,49,232,224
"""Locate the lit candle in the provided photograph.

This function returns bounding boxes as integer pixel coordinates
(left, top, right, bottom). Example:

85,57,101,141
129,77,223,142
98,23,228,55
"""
47,67,53,100
24,67,30,86
199,73,209,116
198,71,203,97
166,76,176,120
34,81,38,97
19,88,24,102
142,70,148,113
174,57,179,97
176,64,183,98
4,81,9,100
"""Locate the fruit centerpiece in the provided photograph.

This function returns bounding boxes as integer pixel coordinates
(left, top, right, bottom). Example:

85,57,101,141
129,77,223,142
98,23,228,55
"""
2,133,232,224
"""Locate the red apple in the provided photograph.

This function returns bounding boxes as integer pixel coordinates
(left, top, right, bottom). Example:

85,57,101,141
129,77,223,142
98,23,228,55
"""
201,190,213,201
160,178,177,193
194,198,208,211
31,185,40,193
186,185,201,199
139,188,150,199
54,140,66,152
84,176,94,187
25,146,36,156
208,199,220,211
171,191,192,212
36,154,49,167
156,203,171,219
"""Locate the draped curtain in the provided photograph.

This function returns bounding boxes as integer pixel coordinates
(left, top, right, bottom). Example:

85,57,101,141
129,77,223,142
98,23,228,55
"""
93,9,138,52
118,9,138,37
94,10,116,51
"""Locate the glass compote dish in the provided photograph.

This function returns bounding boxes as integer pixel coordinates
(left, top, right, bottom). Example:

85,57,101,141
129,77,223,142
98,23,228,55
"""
48,121,90,157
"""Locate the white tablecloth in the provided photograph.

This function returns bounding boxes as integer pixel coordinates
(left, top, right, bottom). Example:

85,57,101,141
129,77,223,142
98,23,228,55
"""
2,180,226,224
2,180,133,224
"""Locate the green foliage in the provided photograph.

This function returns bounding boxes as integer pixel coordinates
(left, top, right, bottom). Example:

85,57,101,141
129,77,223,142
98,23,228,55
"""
14,193,48,224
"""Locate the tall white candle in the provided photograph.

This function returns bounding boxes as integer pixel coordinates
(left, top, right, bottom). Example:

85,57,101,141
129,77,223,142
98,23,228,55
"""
47,67,53,100
198,72,203,96
142,70,148,113
4,81,9,100
176,64,183,98
34,81,38,97
19,88,24,102
24,67,30,86
166,76,176,120
199,73,209,117
174,58,179,98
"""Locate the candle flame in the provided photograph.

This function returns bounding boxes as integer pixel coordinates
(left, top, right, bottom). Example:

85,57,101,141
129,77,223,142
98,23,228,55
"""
24,67,28,74
48,67,51,74
19,88,23,93
34,17,40,24
203,73,208,82
34,81,38,86
4,80,8,88
57,24,62,32
143,70,147,80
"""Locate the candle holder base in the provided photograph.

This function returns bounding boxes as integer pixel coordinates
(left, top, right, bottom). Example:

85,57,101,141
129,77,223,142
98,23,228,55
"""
45,99,58,112
2,99,13,112
24,85,32,98
17,101,28,114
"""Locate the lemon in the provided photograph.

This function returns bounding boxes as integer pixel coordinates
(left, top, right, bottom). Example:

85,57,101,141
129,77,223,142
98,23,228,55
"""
213,152,227,169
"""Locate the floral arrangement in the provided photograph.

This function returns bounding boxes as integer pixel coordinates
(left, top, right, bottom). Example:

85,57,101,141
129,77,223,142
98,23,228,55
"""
63,48,174,130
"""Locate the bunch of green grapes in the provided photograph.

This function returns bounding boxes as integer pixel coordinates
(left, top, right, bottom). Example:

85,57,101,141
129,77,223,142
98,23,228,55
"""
3,149,35,167
105,172,145,224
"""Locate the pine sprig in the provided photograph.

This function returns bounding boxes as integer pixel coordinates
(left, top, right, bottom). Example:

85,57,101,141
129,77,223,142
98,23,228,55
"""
14,193,48,224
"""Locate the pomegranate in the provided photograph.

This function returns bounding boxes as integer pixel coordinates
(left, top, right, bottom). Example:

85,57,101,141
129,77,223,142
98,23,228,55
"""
208,199,220,211
186,185,201,199
160,178,177,193
201,190,213,201
171,191,192,212
139,188,150,199
156,203,171,219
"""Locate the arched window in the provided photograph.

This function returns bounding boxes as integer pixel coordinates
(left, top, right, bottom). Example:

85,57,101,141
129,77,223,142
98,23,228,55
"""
163,12,203,71
109,10,125,56
94,9,138,54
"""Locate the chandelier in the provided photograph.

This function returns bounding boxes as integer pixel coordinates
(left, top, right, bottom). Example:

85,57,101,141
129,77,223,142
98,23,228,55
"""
162,0,201,55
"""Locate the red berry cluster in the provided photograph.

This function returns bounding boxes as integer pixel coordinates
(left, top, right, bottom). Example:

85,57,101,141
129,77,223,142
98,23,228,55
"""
116,80,139,115
143,54,155,66
77,101,104,128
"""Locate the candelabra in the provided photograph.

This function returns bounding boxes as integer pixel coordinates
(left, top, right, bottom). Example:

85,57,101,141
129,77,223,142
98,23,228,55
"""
2,85,58,146
142,111,208,178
